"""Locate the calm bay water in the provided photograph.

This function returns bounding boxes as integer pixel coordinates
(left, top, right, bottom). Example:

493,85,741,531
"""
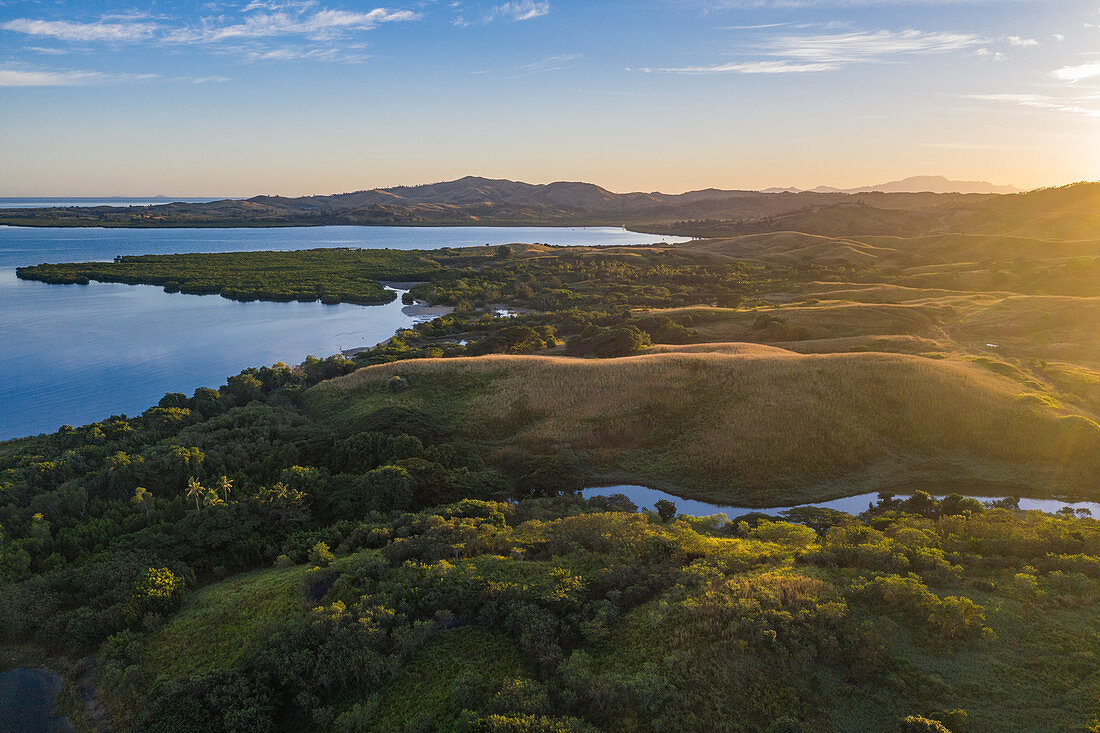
0,225,686,440
582,485,1100,518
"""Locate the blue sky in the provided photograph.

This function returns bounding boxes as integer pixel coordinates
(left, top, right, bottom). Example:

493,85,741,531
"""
1,0,1098,195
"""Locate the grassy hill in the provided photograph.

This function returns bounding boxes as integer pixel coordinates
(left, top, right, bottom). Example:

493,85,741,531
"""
307,350,1100,505
684,231,1100,269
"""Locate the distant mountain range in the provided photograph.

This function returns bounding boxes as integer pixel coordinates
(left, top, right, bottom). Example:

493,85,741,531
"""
1,175,1095,240
760,176,1021,195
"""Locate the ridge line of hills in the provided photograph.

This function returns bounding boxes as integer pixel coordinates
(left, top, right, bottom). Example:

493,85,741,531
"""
0,175,1097,240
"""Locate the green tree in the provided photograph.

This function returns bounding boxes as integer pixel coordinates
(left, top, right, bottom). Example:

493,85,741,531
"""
186,477,205,511
132,486,153,517
655,499,677,521
217,475,233,503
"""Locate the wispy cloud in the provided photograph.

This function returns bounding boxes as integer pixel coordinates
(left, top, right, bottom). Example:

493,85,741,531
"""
966,93,1100,118
511,53,580,74
242,46,370,62
640,60,836,73
682,0,1037,6
719,23,792,30
1,17,158,42
0,68,157,86
1006,35,1037,47
767,29,982,63
0,6,420,68
645,28,983,74
454,1,550,26
491,1,550,21
168,7,418,42
1,7,418,46
1052,62,1100,83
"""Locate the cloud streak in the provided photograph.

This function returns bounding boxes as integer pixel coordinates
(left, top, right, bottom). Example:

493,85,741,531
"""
967,93,1100,118
1,6,419,46
684,0,1037,6
646,28,983,74
1052,62,1100,83
168,7,418,42
768,29,982,63
1,18,158,42
0,68,157,86
454,1,550,26
642,60,837,73
493,1,551,21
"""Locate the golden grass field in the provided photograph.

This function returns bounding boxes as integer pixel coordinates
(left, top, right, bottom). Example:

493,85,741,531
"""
305,228,1100,506
311,347,1100,505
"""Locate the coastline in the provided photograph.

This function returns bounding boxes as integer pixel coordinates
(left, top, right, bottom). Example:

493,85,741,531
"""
341,291,454,356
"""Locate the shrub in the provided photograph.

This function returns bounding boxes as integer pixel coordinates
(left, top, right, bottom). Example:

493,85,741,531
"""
750,520,817,548
124,567,186,625
901,715,951,732
655,499,677,521
308,542,335,567
566,326,652,358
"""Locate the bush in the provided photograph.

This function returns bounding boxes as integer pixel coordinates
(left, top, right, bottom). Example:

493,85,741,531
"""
566,326,652,358
124,567,186,625
750,520,817,548
308,542,335,567
145,669,273,733
654,499,677,521
901,716,951,733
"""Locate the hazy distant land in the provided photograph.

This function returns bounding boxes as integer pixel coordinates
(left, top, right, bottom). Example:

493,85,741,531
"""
0,175,1047,237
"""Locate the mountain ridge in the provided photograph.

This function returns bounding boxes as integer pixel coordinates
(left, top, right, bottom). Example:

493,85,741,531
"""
762,175,1021,195
2,176,1095,240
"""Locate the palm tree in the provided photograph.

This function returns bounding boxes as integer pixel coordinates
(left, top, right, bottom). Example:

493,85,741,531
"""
202,487,223,508
132,486,153,517
186,477,204,511
218,475,233,502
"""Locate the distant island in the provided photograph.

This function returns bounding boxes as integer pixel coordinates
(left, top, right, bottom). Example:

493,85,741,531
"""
0,175,1074,239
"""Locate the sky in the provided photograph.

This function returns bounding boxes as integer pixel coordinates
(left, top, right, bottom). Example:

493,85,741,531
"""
1,0,1098,196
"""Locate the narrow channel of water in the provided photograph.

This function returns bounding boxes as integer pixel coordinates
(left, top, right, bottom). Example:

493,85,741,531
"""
581,485,1100,519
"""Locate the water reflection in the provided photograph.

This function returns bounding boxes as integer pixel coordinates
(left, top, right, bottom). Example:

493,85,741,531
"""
581,485,1100,519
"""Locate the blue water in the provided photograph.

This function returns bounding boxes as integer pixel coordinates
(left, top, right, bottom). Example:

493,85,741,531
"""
0,225,685,269
582,485,1100,519
0,226,687,440
0,668,72,733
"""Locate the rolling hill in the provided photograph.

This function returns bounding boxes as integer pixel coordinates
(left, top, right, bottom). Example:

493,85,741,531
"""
0,175,1019,232
308,350,1100,505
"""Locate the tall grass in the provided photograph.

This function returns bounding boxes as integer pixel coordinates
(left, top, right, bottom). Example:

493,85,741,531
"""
311,350,1100,505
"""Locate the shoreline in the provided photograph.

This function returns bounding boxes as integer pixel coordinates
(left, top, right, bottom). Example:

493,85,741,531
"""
582,484,1100,518
341,291,454,356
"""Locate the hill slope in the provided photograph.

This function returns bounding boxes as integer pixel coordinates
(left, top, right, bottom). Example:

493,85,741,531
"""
309,350,1100,504
0,175,1004,231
